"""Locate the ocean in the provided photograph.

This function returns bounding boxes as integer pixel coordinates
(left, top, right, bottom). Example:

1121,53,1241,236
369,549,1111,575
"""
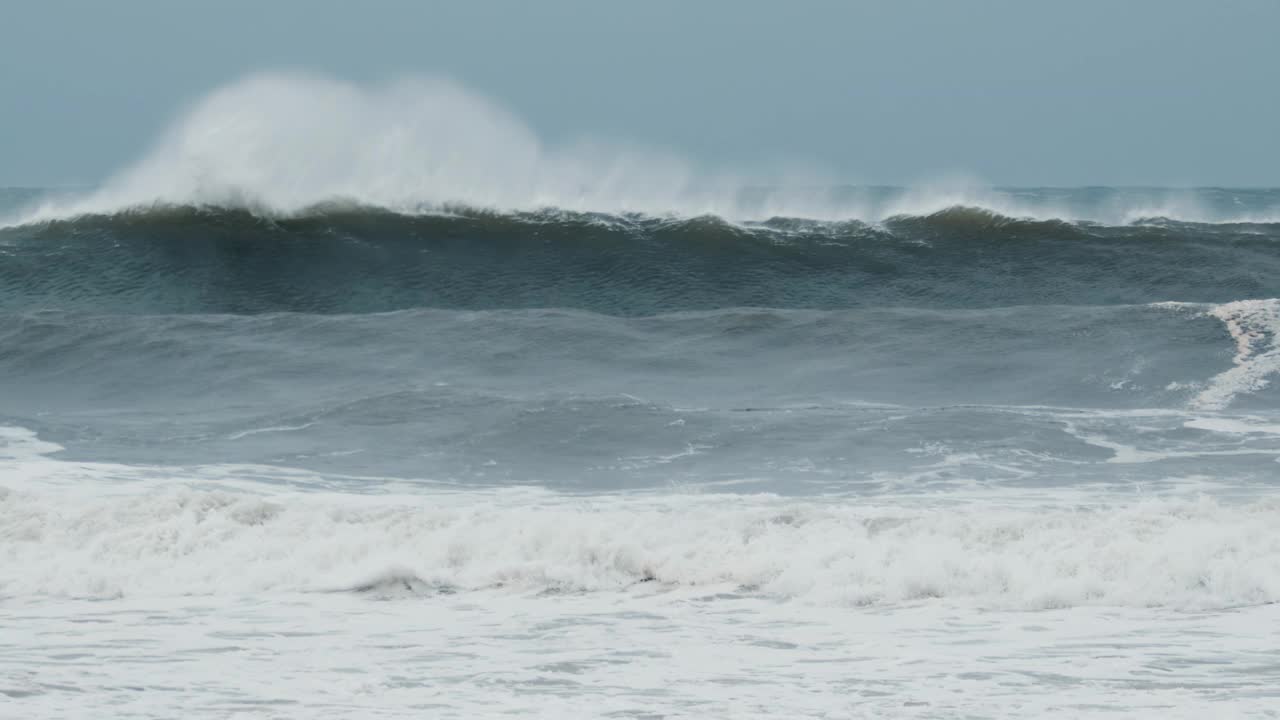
4,76,1280,720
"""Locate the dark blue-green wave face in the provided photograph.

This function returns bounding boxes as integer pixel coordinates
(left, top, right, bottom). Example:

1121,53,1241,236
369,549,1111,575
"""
3,187,1280,493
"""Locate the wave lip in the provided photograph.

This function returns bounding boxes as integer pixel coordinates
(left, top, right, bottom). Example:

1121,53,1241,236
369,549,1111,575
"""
4,198,1280,318
9,191,1280,231
5,71,1280,227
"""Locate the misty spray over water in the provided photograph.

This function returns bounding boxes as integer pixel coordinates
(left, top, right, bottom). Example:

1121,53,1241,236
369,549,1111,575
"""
11,72,1278,226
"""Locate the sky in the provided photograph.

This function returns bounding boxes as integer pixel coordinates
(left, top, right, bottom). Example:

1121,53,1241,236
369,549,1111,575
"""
2,0,1278,188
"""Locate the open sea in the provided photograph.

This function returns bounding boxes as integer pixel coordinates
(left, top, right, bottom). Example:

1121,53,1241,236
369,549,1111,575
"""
4,74,1280,719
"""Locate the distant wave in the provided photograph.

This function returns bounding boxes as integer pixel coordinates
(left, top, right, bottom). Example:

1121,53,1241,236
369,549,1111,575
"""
3,203,1280,316
14,200,1280,232
4,72,1280,227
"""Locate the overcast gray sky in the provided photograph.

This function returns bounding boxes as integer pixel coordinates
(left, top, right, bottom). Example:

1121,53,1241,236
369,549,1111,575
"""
2,0,1277,187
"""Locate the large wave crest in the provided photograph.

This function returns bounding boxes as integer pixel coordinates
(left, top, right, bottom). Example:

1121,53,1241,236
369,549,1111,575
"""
10,72,1280,226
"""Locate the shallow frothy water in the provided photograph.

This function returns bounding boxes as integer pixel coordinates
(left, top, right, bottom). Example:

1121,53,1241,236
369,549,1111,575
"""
8,594,1280,719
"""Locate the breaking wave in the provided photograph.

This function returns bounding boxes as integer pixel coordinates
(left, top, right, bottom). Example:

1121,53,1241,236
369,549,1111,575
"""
4,479,1280,610
4,72,1279,226
4,204,1280,315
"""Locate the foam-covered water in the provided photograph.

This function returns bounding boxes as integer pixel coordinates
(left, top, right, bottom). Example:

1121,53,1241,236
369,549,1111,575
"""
6,450,1280,609
4,73,1280,718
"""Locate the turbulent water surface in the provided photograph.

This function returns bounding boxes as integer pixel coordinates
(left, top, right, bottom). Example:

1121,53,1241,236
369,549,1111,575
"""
4,78,1280,718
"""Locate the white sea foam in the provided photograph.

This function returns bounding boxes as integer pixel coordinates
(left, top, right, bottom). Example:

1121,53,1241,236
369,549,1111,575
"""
1192,299,1280,411
5,72,1279,227
5,417,1280,610
9,581,1279,719
1184,416,1280,435
6,418,1280,719
4,472,1279,609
